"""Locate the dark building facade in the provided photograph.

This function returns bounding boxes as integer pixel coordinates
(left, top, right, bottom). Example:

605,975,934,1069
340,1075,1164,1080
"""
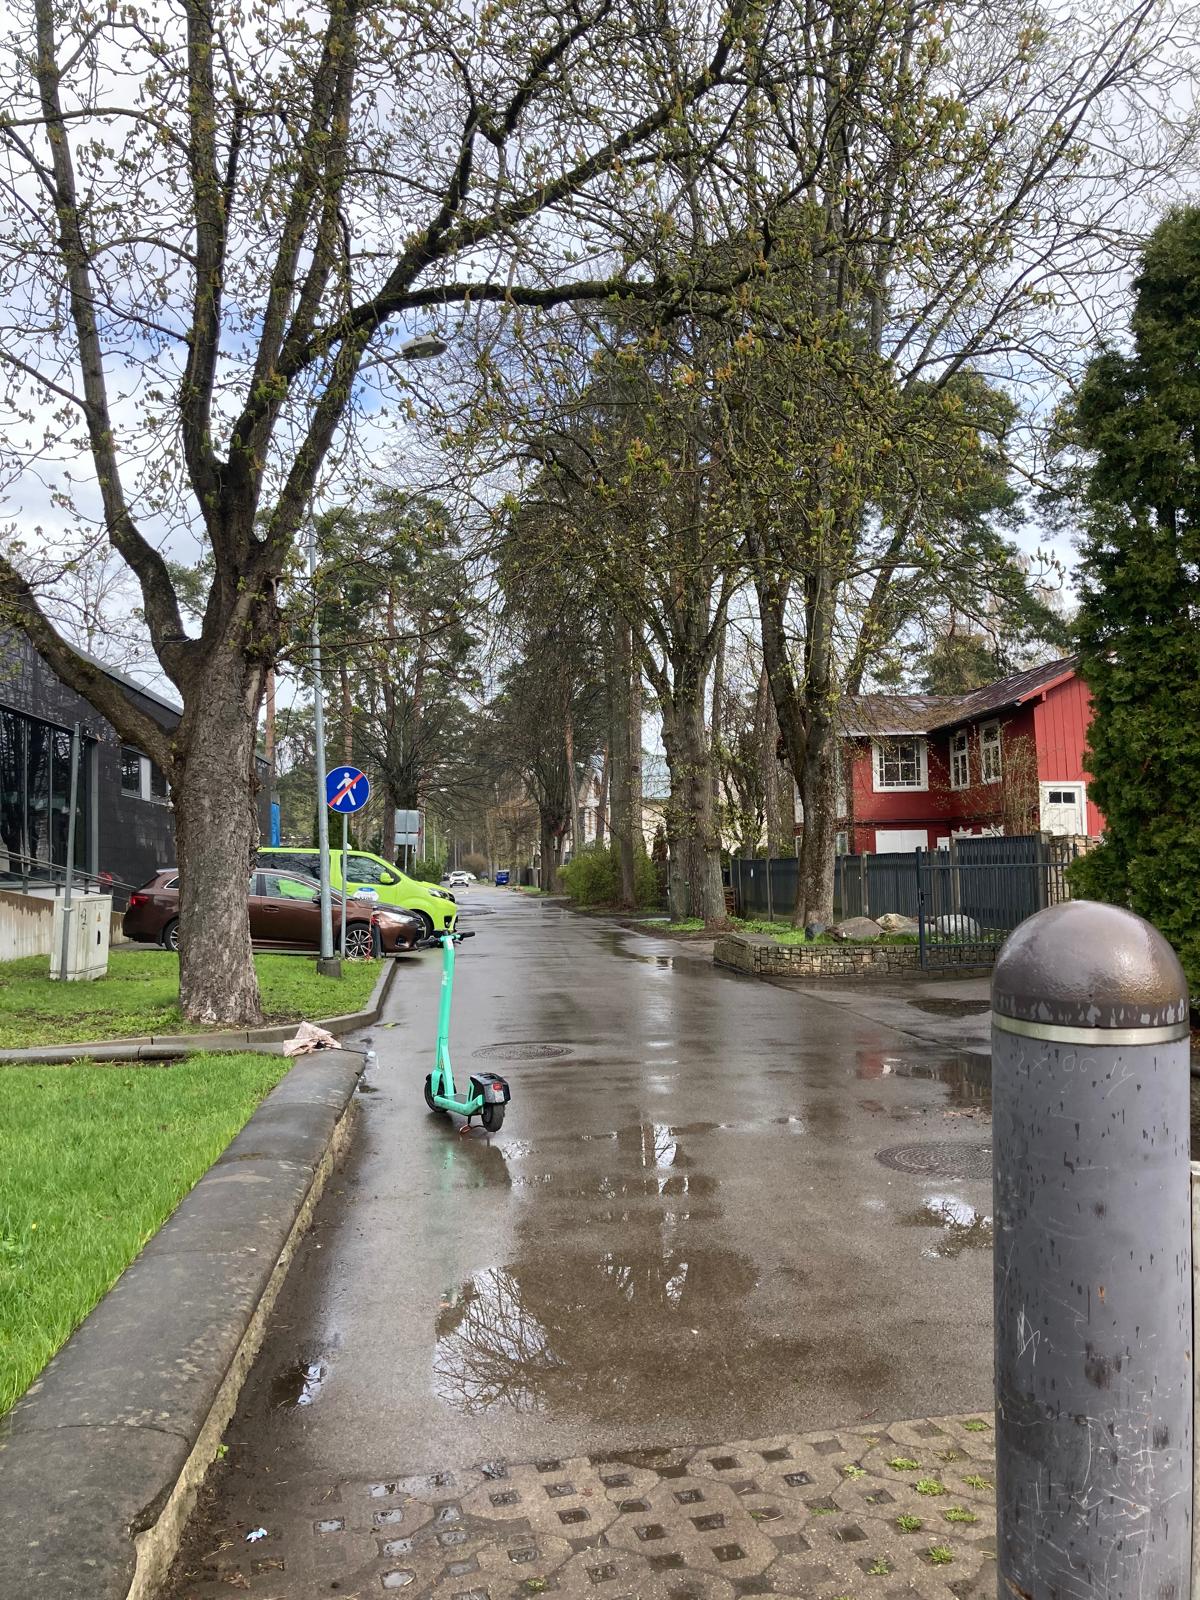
0,633,268,905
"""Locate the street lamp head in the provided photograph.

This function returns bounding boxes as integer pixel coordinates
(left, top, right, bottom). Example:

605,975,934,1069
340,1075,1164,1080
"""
399,333,448,360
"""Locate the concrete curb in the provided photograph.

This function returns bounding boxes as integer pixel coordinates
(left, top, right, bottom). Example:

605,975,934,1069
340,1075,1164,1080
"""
0,1044,370,1598
0,954,400,1066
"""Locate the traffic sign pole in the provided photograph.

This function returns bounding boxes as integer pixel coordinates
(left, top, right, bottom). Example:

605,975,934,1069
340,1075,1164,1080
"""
340,826,348,959
324,766,371,961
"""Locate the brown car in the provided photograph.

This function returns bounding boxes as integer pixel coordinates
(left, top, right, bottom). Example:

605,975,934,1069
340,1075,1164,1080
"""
122,868,422,958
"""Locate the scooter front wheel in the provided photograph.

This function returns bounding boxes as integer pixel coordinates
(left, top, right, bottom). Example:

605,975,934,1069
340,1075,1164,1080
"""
423,1074,438,1111
481,1103,505,1133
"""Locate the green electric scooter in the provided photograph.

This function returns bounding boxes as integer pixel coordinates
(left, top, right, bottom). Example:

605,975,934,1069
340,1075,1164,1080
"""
421,929,511,1132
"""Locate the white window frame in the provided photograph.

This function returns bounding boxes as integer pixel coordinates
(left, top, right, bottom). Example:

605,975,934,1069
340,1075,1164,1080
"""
949,729,970,790
872,737,928,792
979,721,1002,785
120,746,170,805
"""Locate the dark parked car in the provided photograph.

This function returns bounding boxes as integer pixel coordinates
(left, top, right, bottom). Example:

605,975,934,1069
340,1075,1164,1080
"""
494,869,510,885
122,869,422,958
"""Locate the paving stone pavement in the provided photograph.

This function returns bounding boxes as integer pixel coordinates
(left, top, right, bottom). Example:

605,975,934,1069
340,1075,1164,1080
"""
168,1413,997,1599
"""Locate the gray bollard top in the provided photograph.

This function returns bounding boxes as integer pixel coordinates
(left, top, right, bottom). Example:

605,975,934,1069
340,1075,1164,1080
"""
992,900,1188,1038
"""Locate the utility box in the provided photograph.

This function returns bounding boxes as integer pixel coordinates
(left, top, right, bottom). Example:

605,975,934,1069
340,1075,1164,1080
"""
51,895,113,981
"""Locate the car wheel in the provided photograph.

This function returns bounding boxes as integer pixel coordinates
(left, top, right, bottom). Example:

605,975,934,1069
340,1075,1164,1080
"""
345,922,379,960
161,918,180,952
418,911,434,939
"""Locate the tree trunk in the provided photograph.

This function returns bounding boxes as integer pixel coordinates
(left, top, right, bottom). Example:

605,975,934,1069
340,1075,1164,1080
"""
758,664,795,856
565,713,582,856
596,745,609,846
173,647,265,1024
661,675,727,928
539,811,563,893
796,711,838,927
609,621,642,909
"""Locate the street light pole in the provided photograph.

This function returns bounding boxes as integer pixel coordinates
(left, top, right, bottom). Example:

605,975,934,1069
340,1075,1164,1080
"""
309,519,337,971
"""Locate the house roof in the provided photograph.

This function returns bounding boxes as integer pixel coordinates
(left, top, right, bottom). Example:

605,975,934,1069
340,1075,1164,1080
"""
839,693,960,737
842,658,1077,739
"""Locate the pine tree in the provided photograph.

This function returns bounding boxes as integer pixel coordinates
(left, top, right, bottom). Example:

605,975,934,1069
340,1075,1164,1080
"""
1068,206,1200,989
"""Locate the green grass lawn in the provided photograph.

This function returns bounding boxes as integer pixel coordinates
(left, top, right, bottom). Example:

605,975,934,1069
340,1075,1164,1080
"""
0,950,381,1049
0,1051,293,1412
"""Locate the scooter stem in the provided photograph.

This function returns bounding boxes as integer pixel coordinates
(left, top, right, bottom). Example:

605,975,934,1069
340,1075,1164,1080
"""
436,933,456,1097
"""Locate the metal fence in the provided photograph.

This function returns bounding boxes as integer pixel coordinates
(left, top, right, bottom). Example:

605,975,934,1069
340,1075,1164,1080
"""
730,836,1082,968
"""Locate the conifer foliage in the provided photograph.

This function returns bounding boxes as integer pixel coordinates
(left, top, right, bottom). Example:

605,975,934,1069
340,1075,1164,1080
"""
1068,207,1200,989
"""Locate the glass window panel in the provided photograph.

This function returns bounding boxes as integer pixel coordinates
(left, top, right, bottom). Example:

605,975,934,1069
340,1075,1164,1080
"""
877,739,924,788
346,854,387,883
121,747,142,794
26,720,50,866
148,761,169,800
0,710,25,881
980,724,1002,782
50,726,73,869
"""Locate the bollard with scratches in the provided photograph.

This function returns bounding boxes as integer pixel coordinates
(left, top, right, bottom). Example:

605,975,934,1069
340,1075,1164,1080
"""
992,900,1192,1599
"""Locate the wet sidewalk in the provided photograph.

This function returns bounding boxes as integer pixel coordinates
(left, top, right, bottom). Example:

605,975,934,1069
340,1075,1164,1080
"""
165,891,997,1598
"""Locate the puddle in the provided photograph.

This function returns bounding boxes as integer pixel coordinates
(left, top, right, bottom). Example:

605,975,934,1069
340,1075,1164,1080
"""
271,1358,329,1408
901,1194,993,1258
858,1050,992,1111
432,1248,761,1415
600,933,676,969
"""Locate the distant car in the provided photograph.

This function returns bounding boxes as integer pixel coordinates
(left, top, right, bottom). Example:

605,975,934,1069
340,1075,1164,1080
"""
122,869,422,958
447,870,471,887
494,869,510,885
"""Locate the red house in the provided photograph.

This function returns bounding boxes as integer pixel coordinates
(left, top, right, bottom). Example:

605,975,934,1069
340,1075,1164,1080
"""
833,658,1104,854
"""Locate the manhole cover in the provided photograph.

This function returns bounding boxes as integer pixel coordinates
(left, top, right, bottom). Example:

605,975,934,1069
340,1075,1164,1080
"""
473,1042,573,1061
876,1141,992,1180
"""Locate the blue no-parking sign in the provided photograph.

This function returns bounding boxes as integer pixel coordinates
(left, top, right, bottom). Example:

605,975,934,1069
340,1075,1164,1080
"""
326,765,370,813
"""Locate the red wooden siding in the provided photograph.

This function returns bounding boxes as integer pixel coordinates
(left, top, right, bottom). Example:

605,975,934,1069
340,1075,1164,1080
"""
1030,677,1105,834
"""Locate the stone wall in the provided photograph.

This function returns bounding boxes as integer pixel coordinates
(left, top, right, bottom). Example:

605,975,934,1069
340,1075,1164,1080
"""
713,931,922,979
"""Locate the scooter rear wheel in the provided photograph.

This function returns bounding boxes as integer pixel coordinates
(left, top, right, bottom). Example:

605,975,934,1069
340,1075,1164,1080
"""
481,1103,505,1133
423,1074,438,1111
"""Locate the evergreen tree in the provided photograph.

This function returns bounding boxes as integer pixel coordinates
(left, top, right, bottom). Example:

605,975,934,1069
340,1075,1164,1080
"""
1067,206,1200,988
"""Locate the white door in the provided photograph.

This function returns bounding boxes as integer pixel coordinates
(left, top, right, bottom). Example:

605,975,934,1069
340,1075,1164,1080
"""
874,828,929,853
1039,783,1085,836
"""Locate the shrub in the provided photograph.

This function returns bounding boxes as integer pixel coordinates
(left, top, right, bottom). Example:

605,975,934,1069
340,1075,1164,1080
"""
560,845,662,908
405,854,445,883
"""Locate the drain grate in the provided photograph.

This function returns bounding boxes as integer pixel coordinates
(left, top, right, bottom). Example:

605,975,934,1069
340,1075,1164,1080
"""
875,1141,992,1180
473,1042,573,1061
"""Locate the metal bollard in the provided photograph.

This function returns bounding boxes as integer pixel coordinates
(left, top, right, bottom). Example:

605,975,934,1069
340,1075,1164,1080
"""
992,900,1192,1599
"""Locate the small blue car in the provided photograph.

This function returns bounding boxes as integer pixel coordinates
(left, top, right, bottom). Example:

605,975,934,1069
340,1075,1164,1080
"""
495,869,510,885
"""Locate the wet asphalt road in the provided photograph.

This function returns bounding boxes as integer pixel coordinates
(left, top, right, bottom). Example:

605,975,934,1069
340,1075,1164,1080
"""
183,891,994,1494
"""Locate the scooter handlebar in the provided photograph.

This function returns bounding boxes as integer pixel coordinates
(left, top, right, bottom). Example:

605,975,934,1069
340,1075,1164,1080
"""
416,930,476,948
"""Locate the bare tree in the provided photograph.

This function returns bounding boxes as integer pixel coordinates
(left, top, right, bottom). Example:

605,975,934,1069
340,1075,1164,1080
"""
0,0,754,1020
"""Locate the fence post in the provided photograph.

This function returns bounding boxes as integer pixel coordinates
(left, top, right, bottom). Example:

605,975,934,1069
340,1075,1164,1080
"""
766,855,774,923
861,851,870,918
915,848,927,965
949,834,961,916
992,901,1192,1600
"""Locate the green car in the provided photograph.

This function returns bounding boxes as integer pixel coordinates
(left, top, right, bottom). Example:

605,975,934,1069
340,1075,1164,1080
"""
256,847,458,936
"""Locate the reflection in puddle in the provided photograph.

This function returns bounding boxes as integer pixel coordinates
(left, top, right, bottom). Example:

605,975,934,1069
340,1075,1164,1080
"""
433,1267,562,1413
433,1247,759,1416
856,1049,992,1112
271,1358,329,1408
904,1194,993,1258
